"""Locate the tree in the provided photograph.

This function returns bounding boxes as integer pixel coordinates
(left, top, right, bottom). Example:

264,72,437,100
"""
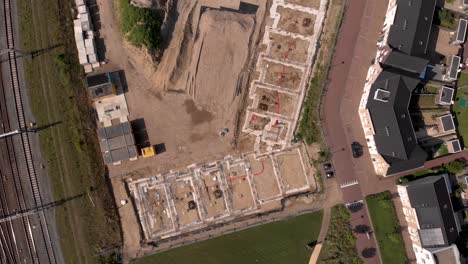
362,247,377,258
353,225,370,234
446,160,465,174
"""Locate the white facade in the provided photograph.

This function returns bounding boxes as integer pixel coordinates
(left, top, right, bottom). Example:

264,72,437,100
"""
358,0,397,176
398,182,461,264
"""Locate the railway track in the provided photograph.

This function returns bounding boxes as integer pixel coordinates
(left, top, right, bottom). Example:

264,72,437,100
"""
1,0,57,263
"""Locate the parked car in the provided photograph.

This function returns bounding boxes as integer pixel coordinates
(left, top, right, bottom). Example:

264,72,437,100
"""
323,162,332,171
351,142,362,158
326,171,334,178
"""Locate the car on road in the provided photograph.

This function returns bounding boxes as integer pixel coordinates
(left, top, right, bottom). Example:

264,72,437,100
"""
351,142,362,158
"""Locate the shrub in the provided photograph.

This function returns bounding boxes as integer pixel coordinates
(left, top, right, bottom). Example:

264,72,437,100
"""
118,0,162,50
446,159,465,174
437,9,456,30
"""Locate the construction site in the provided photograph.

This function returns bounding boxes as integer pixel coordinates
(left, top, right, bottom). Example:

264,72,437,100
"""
90,0,328,258
129,144,313,242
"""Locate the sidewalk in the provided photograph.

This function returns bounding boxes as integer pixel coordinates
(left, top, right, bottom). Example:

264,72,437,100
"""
308,206,331,264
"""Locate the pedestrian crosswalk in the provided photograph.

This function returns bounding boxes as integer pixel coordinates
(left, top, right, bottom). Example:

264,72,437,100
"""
340,179,359,188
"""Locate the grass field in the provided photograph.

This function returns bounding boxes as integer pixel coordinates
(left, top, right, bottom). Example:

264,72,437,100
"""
18,0,121,262
366,192,407,264
134,211,323,264
455,72,468,147
318,205,362,264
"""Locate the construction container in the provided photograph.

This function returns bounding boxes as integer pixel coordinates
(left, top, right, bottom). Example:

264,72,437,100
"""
88,54,97,63
78,5,87,14
141,146,156,158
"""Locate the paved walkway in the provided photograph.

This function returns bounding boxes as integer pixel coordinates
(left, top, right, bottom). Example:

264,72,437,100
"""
308,206,330,264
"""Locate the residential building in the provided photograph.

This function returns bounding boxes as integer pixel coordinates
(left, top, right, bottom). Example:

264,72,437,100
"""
398,175,461,264
358,0,447,176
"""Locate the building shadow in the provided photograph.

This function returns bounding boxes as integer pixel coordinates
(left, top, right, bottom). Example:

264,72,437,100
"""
86,0,107,61
131,118,150,150
0,44,63,63
0,193,84,220
36,121,62,132
116,70,129,93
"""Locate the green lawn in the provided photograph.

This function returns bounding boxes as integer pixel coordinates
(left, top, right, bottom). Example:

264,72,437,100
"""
415,95,437,108
455,73,468,147
134,211,323,264
458,72,468,87
366,192,407,264
318,205,362,264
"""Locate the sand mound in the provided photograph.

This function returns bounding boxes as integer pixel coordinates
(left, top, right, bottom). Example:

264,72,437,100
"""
153,5,255,97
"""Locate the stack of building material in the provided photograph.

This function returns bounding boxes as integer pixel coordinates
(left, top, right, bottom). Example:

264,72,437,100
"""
73,0,100,73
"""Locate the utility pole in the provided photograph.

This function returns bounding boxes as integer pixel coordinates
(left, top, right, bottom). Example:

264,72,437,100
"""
0,126,38,139
0,48,32,59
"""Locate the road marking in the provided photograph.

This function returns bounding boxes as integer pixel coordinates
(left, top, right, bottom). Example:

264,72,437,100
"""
340,179,359,188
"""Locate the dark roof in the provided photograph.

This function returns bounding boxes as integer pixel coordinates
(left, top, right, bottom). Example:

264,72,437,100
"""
405,175,459,247
449,56,461,80
450,139,462,153
457,19,467,43
381,51,428,75
385,146,427,175
439,86,454,105
86,72,110,87
97,122,138,164
440,114,455,132
366,70,420,160
88,83,116,100
387,0,437,57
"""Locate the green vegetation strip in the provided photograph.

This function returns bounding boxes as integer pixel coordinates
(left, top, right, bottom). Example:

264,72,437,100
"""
399,159,465,183
455,73,468,147
134,211,323,264
296,0,345,145
318,205,362,264
366,192,407,264
118,0,162,50
18,0,121,262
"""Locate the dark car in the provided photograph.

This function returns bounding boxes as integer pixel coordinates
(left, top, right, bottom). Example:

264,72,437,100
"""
351,142,362,158
326,171,334,178
323,162,332,171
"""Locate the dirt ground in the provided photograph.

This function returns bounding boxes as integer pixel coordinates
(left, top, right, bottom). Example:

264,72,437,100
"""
97,0,269,177
276,6,316,36
268,32,310,64
263,60,304,90
276,149,309,192
255,88,298,117
248,155,282,201
286,0,322,9
97,0,328,261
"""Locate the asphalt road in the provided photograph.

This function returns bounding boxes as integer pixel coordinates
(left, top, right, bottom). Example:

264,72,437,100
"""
321,0,390,262
0,0,64,263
